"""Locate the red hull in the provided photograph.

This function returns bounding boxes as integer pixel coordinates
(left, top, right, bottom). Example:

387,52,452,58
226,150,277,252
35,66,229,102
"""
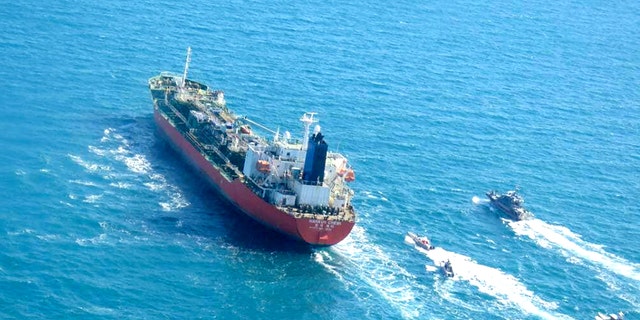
154,110,354,245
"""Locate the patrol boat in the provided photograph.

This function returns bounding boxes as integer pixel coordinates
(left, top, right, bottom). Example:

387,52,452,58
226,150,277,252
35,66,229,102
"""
486,189,533,221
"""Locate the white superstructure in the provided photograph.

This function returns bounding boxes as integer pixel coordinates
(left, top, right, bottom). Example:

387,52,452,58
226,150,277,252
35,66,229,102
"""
241,113,355,210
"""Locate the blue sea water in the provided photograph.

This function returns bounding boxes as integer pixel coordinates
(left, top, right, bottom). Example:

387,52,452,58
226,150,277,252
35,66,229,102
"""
1,0,638,318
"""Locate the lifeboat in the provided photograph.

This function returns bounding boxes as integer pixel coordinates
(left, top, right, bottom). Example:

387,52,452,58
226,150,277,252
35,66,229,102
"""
240,125,252,135
256,160,270,173
337,166,347,176
344,169,355,182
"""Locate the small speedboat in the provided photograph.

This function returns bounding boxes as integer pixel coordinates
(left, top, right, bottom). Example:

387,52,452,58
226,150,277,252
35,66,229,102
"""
407,232,435,250
441,260,454,277
595,312,624,320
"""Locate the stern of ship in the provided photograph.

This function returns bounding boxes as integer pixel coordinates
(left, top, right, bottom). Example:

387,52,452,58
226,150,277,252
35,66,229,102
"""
295,217,355,246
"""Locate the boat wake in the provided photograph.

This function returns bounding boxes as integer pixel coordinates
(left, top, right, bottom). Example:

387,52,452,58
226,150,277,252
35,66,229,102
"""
68,127,189,211
471,195,488,205
314,226,425,319
509,219,640,284
417,246,571,320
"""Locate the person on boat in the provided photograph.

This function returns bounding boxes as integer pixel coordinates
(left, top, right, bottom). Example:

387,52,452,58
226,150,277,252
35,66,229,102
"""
419,238,434,249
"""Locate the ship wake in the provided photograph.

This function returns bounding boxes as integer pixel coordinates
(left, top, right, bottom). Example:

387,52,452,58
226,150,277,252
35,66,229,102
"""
314,226,425,319
418,246,571,320
471,195,488,205
509,218,640,307
68,127,189,212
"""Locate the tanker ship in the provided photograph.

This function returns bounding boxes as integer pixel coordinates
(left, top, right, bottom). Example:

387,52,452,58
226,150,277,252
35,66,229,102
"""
148,48,356,245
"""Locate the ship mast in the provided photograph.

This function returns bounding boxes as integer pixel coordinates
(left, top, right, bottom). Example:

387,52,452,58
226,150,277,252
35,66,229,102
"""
180,47,192,88
298,112,318,163
300,112,318,151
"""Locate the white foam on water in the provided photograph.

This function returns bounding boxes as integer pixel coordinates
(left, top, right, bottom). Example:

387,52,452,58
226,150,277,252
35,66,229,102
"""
420,247,570,320
112,146,128,155
144,174,169,191
36,234,59,242
472,195,488,205
101,128,115,142
159,192,190,212
109,149,152,175
77,306,115,316
7,229,35,236
144,182,165,191
509,219,640,282
69,180,100,187
88,145,107,156
565,256,583,265
99,128,151,175
109,182,132,189
316,226,425,319
120,154,152,174
59,200,74,207
594,271,640,309
68,154,112,173
431,277,484,313
75,127,188,212
93,128,189,211
101,127,126,145
377,190,389,201
361,190,388,201
425,265,438,272
313,251,346,283
75,233,108,246
83,194,103,203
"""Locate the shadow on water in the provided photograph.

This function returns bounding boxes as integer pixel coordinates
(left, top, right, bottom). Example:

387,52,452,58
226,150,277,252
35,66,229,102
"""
107,114,312,254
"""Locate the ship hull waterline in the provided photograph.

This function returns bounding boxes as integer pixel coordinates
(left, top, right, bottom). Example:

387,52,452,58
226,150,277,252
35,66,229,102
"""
153,109,355,245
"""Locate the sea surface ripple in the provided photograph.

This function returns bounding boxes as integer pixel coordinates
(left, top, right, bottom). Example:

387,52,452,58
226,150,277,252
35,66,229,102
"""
1,0,638,319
